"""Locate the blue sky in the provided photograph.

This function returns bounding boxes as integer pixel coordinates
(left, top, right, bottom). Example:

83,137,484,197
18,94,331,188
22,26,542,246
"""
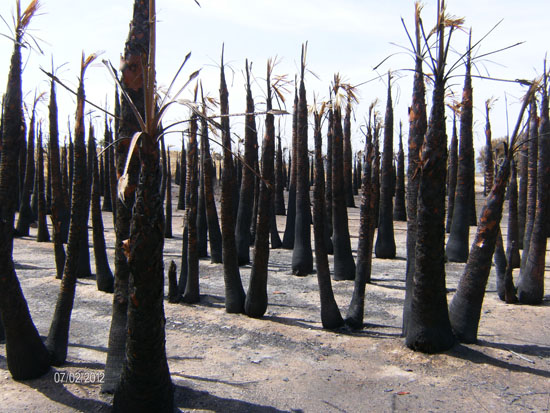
1,0,549,156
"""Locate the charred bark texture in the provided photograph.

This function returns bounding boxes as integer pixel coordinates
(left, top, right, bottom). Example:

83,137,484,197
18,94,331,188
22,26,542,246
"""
446,114,458,233
343,100,355,207
393,124,406,221
282,89,298,249
331,106,355,280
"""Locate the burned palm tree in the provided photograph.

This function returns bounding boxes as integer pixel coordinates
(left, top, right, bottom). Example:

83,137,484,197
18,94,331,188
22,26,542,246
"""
36,125,50,242
199,88,222,264
245,59,277,318
196,153,207,255
374,73,397,259
102,115,114,213
505,159,520,269
292,45,313,276
111,0,192,407
236,60,258,265
405,2,457,353
331,77,356,281
46,53,96,365
48,73,70,244
177,134,186,210
343,97,355,207
393,121,406,221
0,0,51,380
449,82,536,342
520,101,539,269
483,100,494,196
312,103,344,329
446,110,458,232
275,130,286,215
517,131,528,248
518,79,549,305
164,148,173,238
16,94,39,236
91,145,114,293
446,33,474,263
181,101,200,304
219,47,246,313
282,85,298,249
346,109,376,329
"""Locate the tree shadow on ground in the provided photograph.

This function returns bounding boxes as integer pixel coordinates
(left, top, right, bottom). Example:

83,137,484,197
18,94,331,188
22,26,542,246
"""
262,314,321,331
477,340,550,358
448,344,550,379
173,381,294,412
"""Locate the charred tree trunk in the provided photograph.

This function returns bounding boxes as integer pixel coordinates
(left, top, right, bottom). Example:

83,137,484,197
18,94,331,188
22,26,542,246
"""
343,100,355,207
196,158,207,254
346,130,375,329
375,74,396,258
102,116,114,213
331,103,355,280
102,7,144,394
446,113,458,233
325,108,334,240
199,99,222,264
91,147,114,293
235,61,258,265
164,149,172,238
506,160,520,269
182,113,200,304
167,261,179,303
245,64,276,318
160,136,167,204
0,17,51,379
518,86,549,305
449,157,511,343
15,104,36,236
36,128,50,242
405,13,455,353
282,88,298,249
520,102,539,270
483,103,494,196
220,51,245,313
312,109,344,329
177,136,186,210
46,59,91,365
517,132,528,249
291,52,313,277
393,122,406,221
446,41,474,263
275,133,286,215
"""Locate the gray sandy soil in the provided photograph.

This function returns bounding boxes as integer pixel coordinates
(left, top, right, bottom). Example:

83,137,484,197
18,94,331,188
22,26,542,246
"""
1,179,549,412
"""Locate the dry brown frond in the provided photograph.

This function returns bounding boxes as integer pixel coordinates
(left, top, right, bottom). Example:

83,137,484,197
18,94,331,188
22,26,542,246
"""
18,0,40,34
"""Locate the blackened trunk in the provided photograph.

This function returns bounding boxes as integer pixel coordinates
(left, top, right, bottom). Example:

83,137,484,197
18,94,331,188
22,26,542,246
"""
517,132,528,248
220,54,245,313
520,103,539,270
46,70,89,365
393,124,406,221
506,160,520,268
446,46,474,263
312,111,344,329
518,89,549,305
182,115,199,304
196,159,207,254
275,134,286,215
164,149,173,238
375,76,396,258
167,261,179,303
325,109,334,239
346,136,374,329
15,109,36,236
291,57,313,276
343,100,355,207
177,136,186,210
91,145,114,293
48,78,70,245
0,29,51,380
405,23,455,351
235,61,258,265
245,66,276,318
36,130,50,242
449,157,510,343
282,88,298,249
199,106,222,264
446,114,458,233
160,136,167,203
331,106,355,280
